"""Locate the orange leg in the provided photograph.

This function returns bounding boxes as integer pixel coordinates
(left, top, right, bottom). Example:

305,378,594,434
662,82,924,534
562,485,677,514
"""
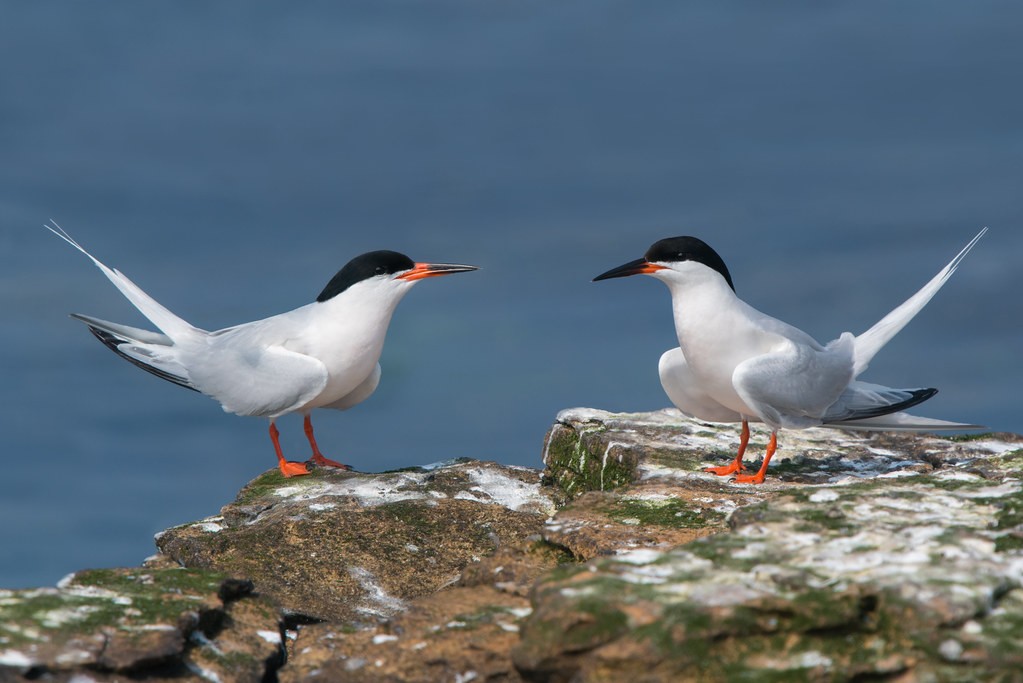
733,431,778,485
270,422,310,478
703,419,750,476
304,415,351,470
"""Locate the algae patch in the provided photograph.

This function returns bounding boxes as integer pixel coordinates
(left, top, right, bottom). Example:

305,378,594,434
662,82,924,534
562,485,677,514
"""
1,569,223,642
542,421,636,497
604,497,725,529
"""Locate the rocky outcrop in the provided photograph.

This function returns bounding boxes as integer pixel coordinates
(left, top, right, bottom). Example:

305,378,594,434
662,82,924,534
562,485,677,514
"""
2,409,1022,682
520,409,1023,681
0,567,280,682
154,460,555,624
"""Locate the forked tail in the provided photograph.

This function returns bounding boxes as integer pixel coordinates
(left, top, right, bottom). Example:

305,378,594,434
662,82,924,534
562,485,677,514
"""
828,412,985,431
852,228,987,377
45,220,201,341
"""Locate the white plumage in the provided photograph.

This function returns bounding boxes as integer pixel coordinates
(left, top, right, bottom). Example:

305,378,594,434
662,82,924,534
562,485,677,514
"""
48,221,477,477
595,229,986,483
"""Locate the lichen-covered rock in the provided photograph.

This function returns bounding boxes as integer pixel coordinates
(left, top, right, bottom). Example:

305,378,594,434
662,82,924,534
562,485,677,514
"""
6,411,1022,682
516,436,1023,682
0,568,280,682
156,460,557,623
541,490,733,562
542,407,1021,496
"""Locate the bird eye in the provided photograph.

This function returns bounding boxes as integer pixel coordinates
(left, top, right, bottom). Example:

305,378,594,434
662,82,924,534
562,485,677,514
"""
375,265,386,275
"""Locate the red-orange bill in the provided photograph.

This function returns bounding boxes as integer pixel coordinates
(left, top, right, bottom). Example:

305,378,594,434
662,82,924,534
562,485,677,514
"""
397,263,479,282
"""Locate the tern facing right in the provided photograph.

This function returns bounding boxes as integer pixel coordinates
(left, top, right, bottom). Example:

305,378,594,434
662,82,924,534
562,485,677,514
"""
594,229,987,484
47,222,478,478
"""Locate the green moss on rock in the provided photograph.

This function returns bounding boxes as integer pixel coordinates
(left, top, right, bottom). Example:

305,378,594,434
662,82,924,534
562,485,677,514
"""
0,568,226,650
542,422,637,497
604,497,725,529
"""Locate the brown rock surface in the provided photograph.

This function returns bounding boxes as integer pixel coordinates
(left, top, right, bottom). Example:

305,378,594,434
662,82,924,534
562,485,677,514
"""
155,460,555,623
515,408,1023,682
4,409,1023,682
0,568,280,682
281,586,530,683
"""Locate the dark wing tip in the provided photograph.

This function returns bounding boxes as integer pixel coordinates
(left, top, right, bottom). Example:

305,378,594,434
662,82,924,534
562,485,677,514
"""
83,324,198,392
833,387,939,423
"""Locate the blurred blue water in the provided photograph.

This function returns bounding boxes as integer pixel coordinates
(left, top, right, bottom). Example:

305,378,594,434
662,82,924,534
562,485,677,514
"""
1,2,1020,588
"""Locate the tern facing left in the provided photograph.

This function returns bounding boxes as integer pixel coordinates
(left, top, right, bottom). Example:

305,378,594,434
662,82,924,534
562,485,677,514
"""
47,221,478,478
594,229,987,484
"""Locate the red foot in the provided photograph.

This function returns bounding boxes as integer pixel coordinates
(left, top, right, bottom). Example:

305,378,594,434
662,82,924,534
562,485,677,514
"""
279,460,311,478
310,453,352,470
704,419,750,477
704,462,746,476
270,422,311,478
304,415,351,470
730,430,778,485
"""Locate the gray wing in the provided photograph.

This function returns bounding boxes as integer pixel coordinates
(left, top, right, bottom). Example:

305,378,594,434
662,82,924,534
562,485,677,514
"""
822,381,937,423
71,314,196,391
183,334,329,418
732,332,855,429
829,411,983,431
658,348,743,423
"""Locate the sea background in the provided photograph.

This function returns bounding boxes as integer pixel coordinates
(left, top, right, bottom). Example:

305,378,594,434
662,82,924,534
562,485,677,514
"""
1,2,1020,588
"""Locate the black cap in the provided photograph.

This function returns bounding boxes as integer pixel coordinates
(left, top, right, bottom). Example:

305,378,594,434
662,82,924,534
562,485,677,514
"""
645,236,735,292
316,250,416,302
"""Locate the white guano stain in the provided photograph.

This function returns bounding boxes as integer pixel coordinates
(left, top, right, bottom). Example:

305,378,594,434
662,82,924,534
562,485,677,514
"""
0,650,34,668
348,566,406,617
257,629,282,644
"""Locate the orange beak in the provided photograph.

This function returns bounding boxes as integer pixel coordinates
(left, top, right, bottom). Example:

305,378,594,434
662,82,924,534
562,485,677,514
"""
397,262,479,282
